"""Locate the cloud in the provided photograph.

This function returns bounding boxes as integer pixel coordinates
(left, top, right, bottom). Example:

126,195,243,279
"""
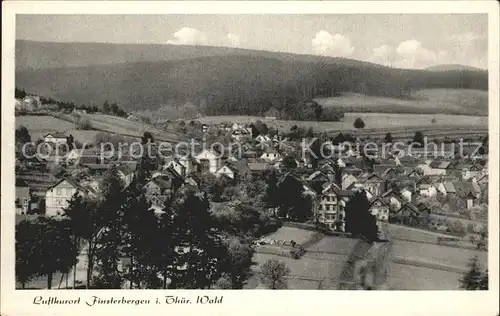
166,27,208,45
448,32,487,68
394,39,439,68
312,31,354,57
167,27,242,48
371,44,394,66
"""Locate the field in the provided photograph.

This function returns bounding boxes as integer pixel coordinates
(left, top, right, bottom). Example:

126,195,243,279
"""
80,114,186,142
391,240,487,270
386,224,488,290
388,263,463,290
16,115,104,143
265,226,318,245
315,89,488,116
196,112,487,140
16,114,186,144
248,226,358,289
249,252,347,289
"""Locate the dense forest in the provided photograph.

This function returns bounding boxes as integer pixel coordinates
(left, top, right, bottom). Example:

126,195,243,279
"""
16,41,488,118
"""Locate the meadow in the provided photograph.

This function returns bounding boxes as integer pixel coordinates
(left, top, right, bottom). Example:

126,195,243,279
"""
391,240,487,270
196,112,487,140
387,263,463,290
315,89,488,116
16,115,103,144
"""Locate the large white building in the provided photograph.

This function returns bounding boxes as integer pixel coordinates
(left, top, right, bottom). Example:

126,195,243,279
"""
45,178,95,216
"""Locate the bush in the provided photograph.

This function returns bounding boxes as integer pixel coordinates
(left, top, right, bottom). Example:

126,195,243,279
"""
77,119,93,130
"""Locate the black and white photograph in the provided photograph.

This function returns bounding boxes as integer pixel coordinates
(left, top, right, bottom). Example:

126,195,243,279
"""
2,4,498,314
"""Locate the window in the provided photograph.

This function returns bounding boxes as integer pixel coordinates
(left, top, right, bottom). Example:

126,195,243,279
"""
56,188,63,196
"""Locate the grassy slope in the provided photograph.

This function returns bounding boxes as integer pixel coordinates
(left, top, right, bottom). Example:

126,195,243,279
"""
316,89,488,116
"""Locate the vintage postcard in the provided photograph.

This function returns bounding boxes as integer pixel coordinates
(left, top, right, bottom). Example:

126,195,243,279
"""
1,1,499,316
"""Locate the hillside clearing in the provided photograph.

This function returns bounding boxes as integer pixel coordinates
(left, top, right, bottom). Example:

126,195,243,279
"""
315,89,488,116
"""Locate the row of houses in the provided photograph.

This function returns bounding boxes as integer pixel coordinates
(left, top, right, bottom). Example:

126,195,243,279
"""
16,126,488,234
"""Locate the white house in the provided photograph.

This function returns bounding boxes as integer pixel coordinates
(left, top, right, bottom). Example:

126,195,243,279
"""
399,188,412,202
45,178,94,217
44,132,68,145
194,149,221,173
215,165,235,179
260,148,281,162
177,155,196,175
164,159,187,178
255,135,272,143
418,184,438,197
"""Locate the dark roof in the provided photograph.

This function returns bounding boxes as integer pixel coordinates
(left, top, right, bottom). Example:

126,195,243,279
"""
248,162,269,172
84,163,112,170
369,196,390,206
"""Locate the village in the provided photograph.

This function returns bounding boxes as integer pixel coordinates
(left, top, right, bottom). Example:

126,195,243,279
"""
14,97,489,289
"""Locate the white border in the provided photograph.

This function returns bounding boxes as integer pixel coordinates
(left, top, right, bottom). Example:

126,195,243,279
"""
2,2,499,316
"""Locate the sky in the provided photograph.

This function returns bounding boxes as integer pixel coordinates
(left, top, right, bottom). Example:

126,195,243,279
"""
16,14,488,69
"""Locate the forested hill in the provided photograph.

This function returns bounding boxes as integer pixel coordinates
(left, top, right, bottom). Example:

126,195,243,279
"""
16,41,488,116
16,40,380,71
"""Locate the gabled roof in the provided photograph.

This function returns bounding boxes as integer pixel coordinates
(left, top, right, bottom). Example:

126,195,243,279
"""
321,182,353,197
443,181,456,193
369,196,390,206
47,177,88,193
145,178,172,191
44,132,67,138
397,202,421,214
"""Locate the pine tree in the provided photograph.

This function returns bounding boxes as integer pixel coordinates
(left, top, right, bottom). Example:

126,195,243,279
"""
344,190,378,242
265,171,280,209
16,220,40,289
170,192,227,289
460,256,485,290
16,218,78,289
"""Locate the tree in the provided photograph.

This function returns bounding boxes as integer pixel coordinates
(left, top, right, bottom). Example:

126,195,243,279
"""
66,134,75,151
63,166,125,289
282,155,298,171
314,104,323,121
260,259,290,289
15,220,39,289
119,178,162,289
384,133,393,143
478,135,488,155
353,117,366,130
306,126,314,138
479,270,489,290
77,119,92,130
265,171,280,209
344,190,378,242
276,174,312,222
222,237,255,289
15,126,31,144
102,100,111,114
169,192,227,289
460,256,487,290
412,131,425,148
15,218,79,289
